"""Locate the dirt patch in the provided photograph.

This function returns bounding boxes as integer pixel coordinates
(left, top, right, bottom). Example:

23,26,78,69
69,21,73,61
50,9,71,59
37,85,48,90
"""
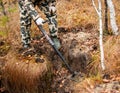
94,81,120,93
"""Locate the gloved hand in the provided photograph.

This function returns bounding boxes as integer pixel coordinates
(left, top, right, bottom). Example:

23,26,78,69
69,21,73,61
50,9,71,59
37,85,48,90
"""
36,17,44,25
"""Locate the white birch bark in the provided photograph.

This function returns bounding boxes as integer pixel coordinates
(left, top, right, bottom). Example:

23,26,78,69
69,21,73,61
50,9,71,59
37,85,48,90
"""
107,0,119,35
92,0,105,70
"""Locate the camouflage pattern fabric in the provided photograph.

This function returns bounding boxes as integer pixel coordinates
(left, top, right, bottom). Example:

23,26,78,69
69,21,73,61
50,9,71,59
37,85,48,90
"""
18,0,58,47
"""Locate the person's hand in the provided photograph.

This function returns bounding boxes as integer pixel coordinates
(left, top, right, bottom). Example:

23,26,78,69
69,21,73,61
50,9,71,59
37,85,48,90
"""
36,17,44,25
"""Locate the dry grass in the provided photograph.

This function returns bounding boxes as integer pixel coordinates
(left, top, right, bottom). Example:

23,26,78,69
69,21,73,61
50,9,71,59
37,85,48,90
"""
73,36,120,93
57,0,97,28
0,0,120,92
87,36,120,75
73,76,102,93
3,49,53,93
57,0,120,31
104,36,120,74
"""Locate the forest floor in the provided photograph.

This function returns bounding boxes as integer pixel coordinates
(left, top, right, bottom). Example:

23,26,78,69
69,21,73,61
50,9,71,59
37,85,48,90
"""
0,0,120,93
0,25,120,93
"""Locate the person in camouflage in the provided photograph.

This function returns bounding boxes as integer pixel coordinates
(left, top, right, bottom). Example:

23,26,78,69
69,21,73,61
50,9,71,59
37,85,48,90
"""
18,0,61,49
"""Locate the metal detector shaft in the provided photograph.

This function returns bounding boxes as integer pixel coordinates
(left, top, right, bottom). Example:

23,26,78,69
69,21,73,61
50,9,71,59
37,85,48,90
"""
37,25,74,75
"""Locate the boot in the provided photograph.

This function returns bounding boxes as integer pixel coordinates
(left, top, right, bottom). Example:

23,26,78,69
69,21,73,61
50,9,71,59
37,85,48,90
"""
51,36,61,49
18,44,35,56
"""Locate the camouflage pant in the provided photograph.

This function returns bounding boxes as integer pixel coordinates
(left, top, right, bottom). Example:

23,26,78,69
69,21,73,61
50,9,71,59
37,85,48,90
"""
18,0,58,46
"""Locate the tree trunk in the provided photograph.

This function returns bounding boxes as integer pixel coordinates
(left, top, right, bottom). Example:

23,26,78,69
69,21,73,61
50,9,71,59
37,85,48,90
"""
107,0,119,35
98,0,105,70
0,0,6,15
104,0,108,33
92,0,105,70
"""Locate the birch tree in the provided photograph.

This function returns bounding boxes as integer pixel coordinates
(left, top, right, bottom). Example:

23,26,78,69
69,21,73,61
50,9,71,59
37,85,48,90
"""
92,0,105,70
104,0,108,33
107,0,119,35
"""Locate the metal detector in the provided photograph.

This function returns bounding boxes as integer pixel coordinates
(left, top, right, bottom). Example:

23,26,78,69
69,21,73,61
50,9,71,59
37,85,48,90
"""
36,22,76,77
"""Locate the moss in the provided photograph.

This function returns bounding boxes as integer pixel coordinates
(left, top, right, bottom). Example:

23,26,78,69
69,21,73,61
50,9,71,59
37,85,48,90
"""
0,16,9,26
0,31,7,37
8,7,17,13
